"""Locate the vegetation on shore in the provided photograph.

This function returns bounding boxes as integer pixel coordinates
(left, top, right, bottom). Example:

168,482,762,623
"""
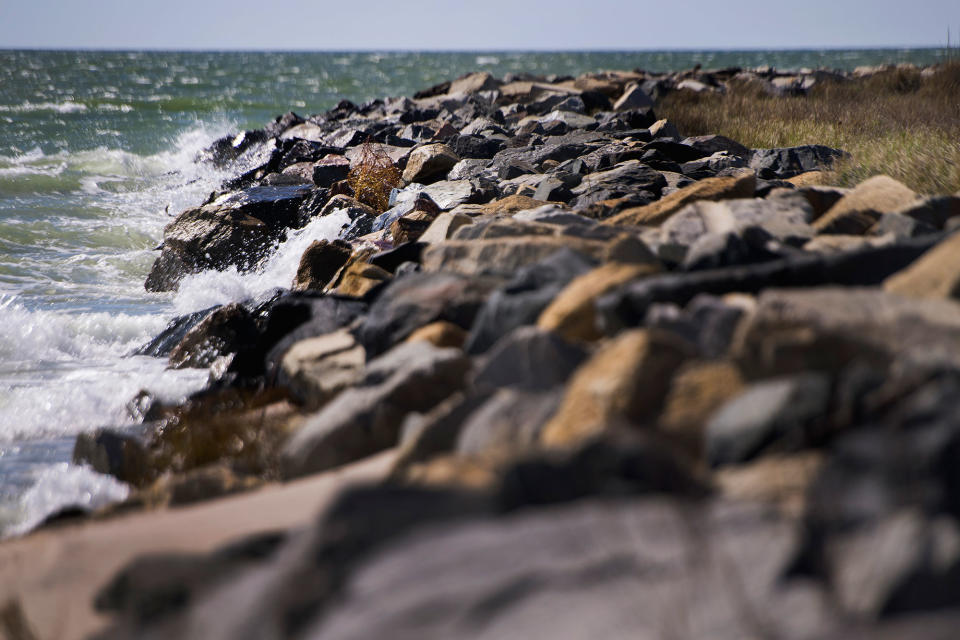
659,63,960,194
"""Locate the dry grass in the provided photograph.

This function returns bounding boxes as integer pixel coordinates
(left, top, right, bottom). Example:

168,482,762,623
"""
348,140,402,212
658,63,960,194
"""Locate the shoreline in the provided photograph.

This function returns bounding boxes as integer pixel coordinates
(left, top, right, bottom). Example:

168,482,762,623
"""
5,62,960,638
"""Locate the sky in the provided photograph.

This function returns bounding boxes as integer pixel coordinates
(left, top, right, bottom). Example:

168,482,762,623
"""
0,0,957,51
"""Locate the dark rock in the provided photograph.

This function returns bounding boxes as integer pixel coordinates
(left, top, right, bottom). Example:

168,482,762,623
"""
133,307,216,358
73,425,154,486
473,326,588,392
145,185,313,292
356,271,501,358
569,160,666,208
749,145,848,179
644,294,749,360
311,155,351,188
706,373,832,466
682,134,751,158
291,239,353,291
448,134,505,159
168,303,260,370
643,139,707,163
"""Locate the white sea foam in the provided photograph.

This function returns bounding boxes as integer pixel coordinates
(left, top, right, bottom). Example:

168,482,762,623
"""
173,208,352,314
4,463,130,538
0,101,88,114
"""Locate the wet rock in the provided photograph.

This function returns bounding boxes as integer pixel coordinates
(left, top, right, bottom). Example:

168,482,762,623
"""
814,175,919,234
73,425,154,486
541,329,695,448
291,239,352,291
402,144,460,184
311,155,351,188
133,307,217,358
145,185,313,292
277,329,366,410
604,169,756,227
706,373,832,466
280,342,471,477
168,303,260,370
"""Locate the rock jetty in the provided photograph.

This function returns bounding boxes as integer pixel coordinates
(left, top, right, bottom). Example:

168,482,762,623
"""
46,65,960,638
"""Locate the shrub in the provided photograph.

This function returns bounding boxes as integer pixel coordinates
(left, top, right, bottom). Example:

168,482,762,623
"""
347,140,402,212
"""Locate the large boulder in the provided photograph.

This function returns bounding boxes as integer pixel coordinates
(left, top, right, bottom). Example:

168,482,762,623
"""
813,175,918,235
749,144,847,179
402,144,460,184
291,239,352,291
277,329,366,410
168,303,260,369
145,185,314,292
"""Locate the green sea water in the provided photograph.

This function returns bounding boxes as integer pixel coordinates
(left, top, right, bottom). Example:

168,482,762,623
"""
0,47,950,535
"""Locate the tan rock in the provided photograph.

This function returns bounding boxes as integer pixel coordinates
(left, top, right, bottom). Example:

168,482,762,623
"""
649,119,681,140
604,170,756,227
477,194,554,216
279,329,366,409
390,210,435,244
540,329,694,448
405,321,468,349
418,211,474,243
786,171,832,187
401,144,460,184
884,232,960,299
715,452,823,518
659,361,745,458
448,71,501,95
334,260,391,297
803,233,895,254
537,262,658,342
291,239,352,291
812,175,918,235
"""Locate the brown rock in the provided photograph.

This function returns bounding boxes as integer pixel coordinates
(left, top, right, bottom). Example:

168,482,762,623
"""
318,194,377,218
715,452,823,518
658,361,745,459
537,262,659,342
884,231,960,300
604,170,756,227
404,321,468,349
135,465,264,509
786,171,832,187
390,211,435,245
168,303,258,369
401,144,460,184
334,261,392,297
451,194,553,217
540,329,695,448
291,239,353,291
812,175,918,235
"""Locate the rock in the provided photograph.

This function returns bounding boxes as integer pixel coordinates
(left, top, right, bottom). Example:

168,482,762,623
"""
368,242,428,273
73,425,153,486
168,303,259,369
541,329,695,448
404,321,468,349
715,452,823,517
659,361,745,456
145,185,313,292
803,234,896,254
420,179,477,210
749,145,847,179
447,134,504,160
456,388,564,457
417,211,473,244
596,236,943,336
645,293,753,359
291,239,352,291
705,373,832,466
773,184,848,220
447,158,492,180
896,195,960,229
133,306,216,357
568,160,667,208
473,326,588,392
333,260,391,298
884,231,960,299
311,155,351,188
612,82,654,111
280,342,471,477
869,212,936,239
538,262,659,342
682,134,751,158
318,193,377,219
731,287,960,379
448,71,501,95
389,211,435,245
402,144,460,184
356,271,501,357
465,249,595,354
135,465,264,508
813,175,918,235
604,169,756,227
421,236,611,278
648,118,681,140
277,329,366,410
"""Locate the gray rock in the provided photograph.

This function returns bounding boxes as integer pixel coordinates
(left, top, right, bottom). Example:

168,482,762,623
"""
421,179,477,210
277,329,365,410
473,326,588,392
280,341,471,478
749,145,848,179
706,373,832,466
612,83,655,111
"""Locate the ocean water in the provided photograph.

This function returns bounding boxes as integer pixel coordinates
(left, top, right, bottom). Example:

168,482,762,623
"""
0,47,950,536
